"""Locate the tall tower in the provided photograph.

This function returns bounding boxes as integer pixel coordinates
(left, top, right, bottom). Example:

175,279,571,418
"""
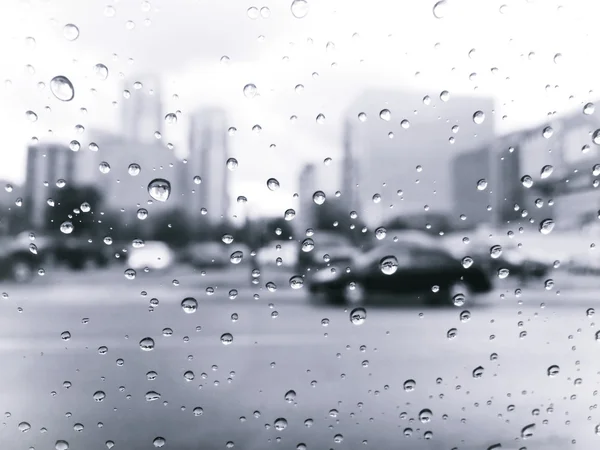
121,75,163,143
187,108,229,225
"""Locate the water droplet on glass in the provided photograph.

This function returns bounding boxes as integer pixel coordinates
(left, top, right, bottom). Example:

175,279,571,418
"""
148,178,171,202
60,221,74,234
374,227,387,240
447,328,458,339
544,278,554,290
274,417,288,430
473,110,485,124
55,440,70,450
230,251,244,264
539,219,555,235
403,379,416,391
312,190,326,205
400,119,411,129
584,102,595,115
285,390,296,402
350,307,366,325
25,110,38,122
98,161,111,174
267,178,280,191
490,245,502,258
145,391,161,402
433,0,448,18
358,112,367,122
164,113,177,125
291,0,309,18
460,310,471,322
18,421,31,432
593,129,600,145
137,208,148,220
547,365,560,377
301,238,314,252
139,337,155,351
462,256,473,268
153,437,166,448
472,366,484,378
50,75,75,101
540,165,553,179
476,179,488,190
243,84,257,98
498,268,509,279
521,423,536,439
181,297,197,314
289,275,304,289
63,23,79,41
440,90,450,102
284,209,296,221
379,109,391,121
93,390,106,402
316,113,326,124
419,409,433,423
542,126,554,139
380,256,399,275
127,163,141,176
94,63,109,80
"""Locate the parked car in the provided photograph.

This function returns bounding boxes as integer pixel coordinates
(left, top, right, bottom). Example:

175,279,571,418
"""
53,236,111,270
256,240,298,268
0,231,50,282
127,241,174,271
180,242,230,268
308,235,492,306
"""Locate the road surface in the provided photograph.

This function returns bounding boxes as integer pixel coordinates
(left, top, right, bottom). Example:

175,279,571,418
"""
0,265,599,449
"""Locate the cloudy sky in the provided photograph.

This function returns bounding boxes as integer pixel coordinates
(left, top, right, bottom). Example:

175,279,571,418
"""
1,0,598,216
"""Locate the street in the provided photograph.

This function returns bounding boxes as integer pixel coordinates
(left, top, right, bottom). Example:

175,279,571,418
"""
0,265,599,449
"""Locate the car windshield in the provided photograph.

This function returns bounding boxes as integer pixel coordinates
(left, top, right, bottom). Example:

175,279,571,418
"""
3,1,600,449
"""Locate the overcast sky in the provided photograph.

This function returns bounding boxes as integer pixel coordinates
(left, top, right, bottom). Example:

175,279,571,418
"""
1,0,598,216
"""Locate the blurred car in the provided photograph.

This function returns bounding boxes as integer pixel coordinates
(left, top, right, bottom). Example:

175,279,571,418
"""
256,240,299,268
0,231,49,282
53,236,111,270
297,231,359,274
308,236,492,305
180,242,230,268
126,241,174,271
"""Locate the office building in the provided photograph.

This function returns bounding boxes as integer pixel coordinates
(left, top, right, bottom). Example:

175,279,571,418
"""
343,89,496,229
186,108,230,225
121,75,163,144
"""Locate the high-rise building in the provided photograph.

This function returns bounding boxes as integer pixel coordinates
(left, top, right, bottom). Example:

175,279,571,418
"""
25,143,74,229
121,75,163,144
186,108,230,225
343,89,496,229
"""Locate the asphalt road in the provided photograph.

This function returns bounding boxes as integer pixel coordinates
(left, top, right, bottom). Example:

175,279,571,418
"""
1,265,600,449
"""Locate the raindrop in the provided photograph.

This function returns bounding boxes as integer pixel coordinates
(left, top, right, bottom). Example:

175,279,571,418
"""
230,251,244,264
301,238,314,252
25,110,38,122
147,371,158,380
462,256,473,268
284,209,296,221
333,434,344,443
521,175,533,188
350,307,366,325
316,113,326,124
313,190,326,205
403,379,416,392
447,328,458,339
145,391,161,402
375,227,387,240
284,390,296,402
128,163,141,176
55,440,70,450
419,409,433,423
380,256,398,275
433,0,447,18
243,84,257,98
379,109,391,121
473,110,485,124
137,208,148,220
540,165,553,179
584,102,595,115
490,245,502,258
476,179,488,190
94,63,109,80
60,221,74,234
220,333,233,345
139,337,155,351
547,365,560,377
183,370,195,381
274,418,288,430
358,112,367,122
440,90,450,102
226,158,238,170
93,391,106,402
153,437,166,448
400,119,411,129
50,76,75,101
267,178,280,191
593,129,600,145
521,423,536,439
164,113,177,124
63,23,79,41
18,422,31,432
291,0,309,18
498,268,509,279
148,179,171,202
542,126,554,139
181,297,197,314
289,275,304,289
539,219,555,235
193,407,203,416
460,310,471,322
98,161,111,174
472,366,484,378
